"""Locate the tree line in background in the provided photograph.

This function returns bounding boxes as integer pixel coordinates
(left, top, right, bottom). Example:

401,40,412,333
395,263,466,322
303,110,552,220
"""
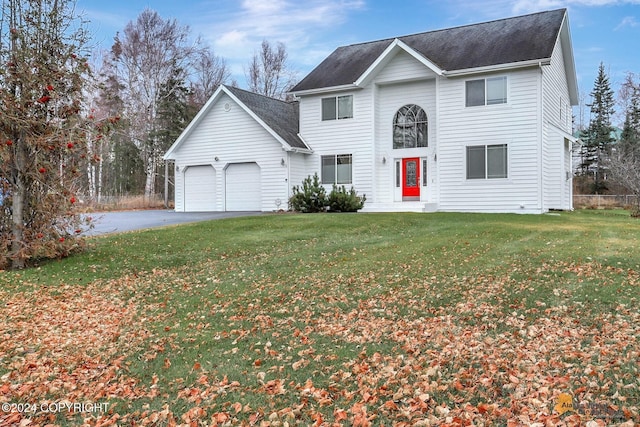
575,63,640,214
90,9,297,202
0,0,296,269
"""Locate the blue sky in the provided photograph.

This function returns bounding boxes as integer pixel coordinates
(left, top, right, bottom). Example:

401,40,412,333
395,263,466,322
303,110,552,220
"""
77,0,639,125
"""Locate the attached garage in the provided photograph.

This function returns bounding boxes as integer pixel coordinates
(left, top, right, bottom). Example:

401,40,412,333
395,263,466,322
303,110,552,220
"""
184,165,216,211
225,163,261,211
163,85,311,213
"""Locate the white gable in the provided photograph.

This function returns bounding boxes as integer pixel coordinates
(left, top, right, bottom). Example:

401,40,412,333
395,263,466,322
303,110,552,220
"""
355,39,442,88
373,50,439,84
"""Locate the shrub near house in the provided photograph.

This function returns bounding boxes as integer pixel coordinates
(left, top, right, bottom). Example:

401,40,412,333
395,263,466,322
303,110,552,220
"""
289,174,365,213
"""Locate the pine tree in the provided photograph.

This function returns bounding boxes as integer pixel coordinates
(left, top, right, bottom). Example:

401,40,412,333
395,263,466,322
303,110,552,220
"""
619,84,640,154
150,66,197,199
578,63,616,193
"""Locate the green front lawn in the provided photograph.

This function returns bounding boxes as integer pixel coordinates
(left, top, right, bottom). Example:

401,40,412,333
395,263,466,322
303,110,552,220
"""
1,210,638,426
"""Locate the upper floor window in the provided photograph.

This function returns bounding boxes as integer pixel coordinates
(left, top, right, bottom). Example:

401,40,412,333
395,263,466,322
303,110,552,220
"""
393,104,428,149
466,76,507,107
322,95,353,120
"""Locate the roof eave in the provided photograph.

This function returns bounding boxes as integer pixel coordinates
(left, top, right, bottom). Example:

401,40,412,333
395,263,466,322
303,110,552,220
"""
559,11,579,105
289,136,314,154
442,58,552,77
289,83,361,97
547,120,581,144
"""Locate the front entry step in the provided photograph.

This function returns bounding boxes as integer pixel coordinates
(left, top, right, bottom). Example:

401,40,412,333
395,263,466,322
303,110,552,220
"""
360,202,438,213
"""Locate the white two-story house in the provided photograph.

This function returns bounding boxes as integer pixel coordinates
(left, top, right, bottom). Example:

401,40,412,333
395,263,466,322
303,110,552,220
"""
164,8,578,213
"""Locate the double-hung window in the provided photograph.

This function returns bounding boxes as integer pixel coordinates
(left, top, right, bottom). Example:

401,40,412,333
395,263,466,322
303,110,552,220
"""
466,144,508,179
322,95,353,120
466,76,507,107
321,154,352,184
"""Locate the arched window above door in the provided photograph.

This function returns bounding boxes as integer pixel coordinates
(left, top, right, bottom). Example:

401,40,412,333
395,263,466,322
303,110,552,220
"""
393,104,428,149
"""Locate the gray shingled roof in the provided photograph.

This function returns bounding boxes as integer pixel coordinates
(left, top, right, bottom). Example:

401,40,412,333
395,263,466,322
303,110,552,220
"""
225,86,309,150
292,9,566,92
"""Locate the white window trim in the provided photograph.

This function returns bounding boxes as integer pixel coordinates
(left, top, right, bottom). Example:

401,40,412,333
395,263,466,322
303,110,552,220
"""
392,104,429,149
321,95,353,121
465,76,508,107
321,154,353,185
465,143,509,181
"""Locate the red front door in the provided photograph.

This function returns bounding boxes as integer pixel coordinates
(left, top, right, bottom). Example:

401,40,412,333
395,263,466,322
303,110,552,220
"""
402,158,420,199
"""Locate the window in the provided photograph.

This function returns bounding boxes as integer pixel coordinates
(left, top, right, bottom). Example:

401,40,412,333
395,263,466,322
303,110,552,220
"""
321,154,352,184
393,104,428,148
322,95,353,120
466,144,508,179
422,159,428,186
465,76,507,107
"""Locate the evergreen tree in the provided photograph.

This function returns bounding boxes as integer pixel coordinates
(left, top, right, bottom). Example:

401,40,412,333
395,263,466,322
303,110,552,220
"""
619,83,640,153
579,63,616,193
150,66,197,199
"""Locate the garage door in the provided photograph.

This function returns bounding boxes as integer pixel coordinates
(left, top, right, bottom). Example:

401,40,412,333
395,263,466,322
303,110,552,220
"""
184,165,216,211
225,163,261,211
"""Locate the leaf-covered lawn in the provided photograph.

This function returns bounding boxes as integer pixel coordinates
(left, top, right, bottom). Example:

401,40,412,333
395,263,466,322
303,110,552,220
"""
1,211,639,426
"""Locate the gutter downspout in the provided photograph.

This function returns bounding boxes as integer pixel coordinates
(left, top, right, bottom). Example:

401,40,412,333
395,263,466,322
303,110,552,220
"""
287,151,291,208
538,61,545,213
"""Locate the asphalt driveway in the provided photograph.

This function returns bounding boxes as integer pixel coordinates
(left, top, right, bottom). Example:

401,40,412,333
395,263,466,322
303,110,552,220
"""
84,210,262,236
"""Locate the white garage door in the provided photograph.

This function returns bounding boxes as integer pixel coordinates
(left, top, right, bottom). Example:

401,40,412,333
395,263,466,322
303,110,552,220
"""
184,165,216,211
225,163,261,211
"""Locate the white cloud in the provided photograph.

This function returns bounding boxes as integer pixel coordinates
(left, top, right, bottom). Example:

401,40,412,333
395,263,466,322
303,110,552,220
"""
192,0,365,84
511,0,640,14
442,0,640,18
615,15,639,30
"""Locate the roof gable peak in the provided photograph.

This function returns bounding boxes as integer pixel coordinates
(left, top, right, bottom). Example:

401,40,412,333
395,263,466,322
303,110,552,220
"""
354,38,443,87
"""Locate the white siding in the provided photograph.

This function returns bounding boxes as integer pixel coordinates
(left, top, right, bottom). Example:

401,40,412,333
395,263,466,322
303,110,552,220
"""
298,86,375,199
542,39,574,210
437,68,543,213
171,93,289,212
286,152,312,207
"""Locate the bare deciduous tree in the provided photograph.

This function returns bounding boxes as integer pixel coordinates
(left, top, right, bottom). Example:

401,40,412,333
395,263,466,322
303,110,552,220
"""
190,47,231,106
107,9,200,197
607,147,640,216
246,40,297,100
608,74,640,216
